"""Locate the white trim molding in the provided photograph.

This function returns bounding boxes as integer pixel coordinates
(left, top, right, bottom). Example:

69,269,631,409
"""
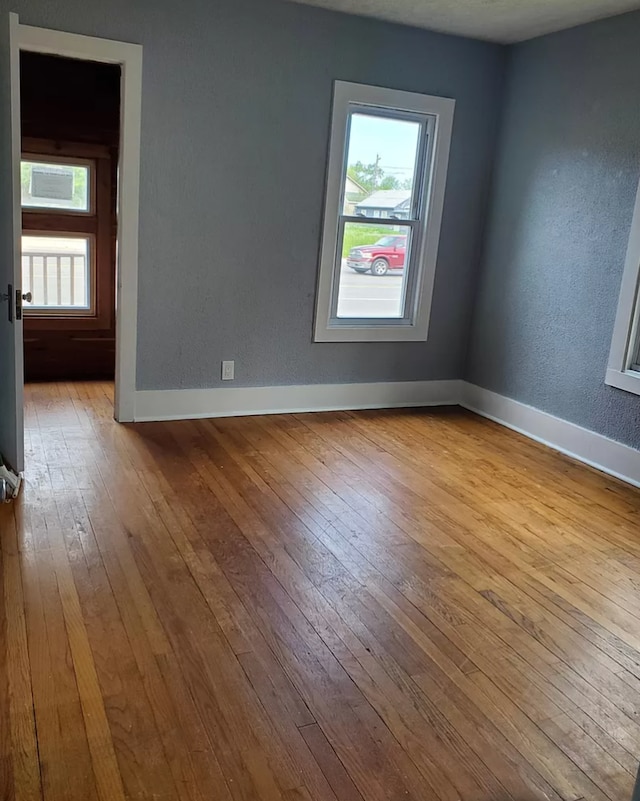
133,379,462,422
462,383,640,489
18,23,143,422
605,367,640,396
606,160,640,396
132,378,640,489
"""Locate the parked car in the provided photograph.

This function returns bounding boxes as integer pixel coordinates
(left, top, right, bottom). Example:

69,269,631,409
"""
346,235,406,276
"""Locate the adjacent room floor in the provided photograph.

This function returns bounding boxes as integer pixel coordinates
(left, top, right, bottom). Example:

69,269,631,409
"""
1,382,639,801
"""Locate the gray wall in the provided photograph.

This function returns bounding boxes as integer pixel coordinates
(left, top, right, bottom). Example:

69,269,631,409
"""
2,0,504,390
467,11,640,448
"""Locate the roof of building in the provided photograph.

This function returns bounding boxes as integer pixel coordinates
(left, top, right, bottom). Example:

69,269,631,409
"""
355,190,411,210
345,175,367,194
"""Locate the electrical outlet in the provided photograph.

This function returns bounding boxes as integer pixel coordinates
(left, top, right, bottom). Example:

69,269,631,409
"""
222,360,235,381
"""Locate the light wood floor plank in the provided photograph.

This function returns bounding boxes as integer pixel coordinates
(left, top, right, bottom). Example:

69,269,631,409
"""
1,505,42,801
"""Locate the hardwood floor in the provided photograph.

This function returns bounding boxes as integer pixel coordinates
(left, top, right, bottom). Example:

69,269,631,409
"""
1,381,640,801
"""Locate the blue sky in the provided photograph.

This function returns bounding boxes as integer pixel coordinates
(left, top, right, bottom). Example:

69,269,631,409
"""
347,113,419,183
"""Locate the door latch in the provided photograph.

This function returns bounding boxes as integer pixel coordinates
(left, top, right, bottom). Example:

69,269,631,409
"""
0,286,29,322
1,287,29,321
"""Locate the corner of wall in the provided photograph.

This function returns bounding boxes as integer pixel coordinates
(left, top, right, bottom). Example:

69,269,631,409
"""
461,43,513,382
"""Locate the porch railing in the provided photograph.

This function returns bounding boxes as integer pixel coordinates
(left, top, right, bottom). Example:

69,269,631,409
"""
21,252,88,309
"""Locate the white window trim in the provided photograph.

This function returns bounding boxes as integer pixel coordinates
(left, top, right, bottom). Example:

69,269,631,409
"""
21,153,95,215
314,81,455,343
606,171,640,396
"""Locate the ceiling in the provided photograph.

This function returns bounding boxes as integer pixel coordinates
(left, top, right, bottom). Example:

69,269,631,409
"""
286,0,640,42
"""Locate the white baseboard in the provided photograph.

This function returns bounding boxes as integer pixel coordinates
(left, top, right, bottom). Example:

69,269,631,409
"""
461,383,640,489
132,378,640,489
133,379,462,422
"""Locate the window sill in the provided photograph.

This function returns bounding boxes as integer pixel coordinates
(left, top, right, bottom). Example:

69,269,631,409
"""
314,322,428,343
605,367,640,396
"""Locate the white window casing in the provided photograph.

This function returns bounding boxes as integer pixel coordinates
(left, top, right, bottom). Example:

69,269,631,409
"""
607,171,640,396
314,81,454,343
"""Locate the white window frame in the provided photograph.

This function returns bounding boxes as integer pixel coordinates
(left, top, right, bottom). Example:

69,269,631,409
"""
606,174,640,395
314,81,454,343
21,153,95,214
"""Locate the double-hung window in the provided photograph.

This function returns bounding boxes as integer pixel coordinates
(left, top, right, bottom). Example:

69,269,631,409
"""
314,81,454,342
21,152,97,316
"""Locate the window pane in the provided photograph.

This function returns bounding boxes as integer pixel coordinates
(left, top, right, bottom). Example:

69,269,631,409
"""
22,235,91,311
21,160,90,211
343,112,421,218
336,222,411,319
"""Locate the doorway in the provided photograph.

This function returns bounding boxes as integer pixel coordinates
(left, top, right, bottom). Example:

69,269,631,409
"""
17,23,142,425
0,18,141,476
20,51,121,382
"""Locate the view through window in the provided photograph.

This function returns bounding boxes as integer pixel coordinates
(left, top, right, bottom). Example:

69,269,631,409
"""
336,113,421,319
21,159,90,212
21,156,96,316
22,235,91,311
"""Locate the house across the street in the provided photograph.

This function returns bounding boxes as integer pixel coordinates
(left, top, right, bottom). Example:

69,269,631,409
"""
354,189,411,219
343,175,367,214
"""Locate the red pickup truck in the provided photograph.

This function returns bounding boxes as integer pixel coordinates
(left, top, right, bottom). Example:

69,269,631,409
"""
346,235,407,276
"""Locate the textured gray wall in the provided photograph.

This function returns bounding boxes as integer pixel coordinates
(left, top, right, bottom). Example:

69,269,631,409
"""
2,0,504,390
467,11,640,448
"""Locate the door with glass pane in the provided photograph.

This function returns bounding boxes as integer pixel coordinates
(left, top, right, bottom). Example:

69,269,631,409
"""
21,139,116,380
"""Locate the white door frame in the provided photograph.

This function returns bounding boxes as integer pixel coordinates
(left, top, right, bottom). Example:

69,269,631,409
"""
17,21,142,421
